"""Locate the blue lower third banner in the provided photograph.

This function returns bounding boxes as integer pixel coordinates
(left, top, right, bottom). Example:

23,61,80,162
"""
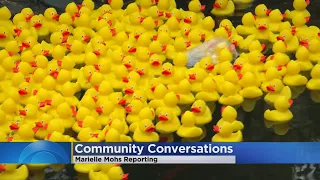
2,141,320,164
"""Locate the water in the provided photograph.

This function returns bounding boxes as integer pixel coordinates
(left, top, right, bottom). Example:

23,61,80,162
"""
1,0,320,179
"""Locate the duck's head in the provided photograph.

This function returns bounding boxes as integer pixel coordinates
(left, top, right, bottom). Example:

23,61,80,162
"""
147,5,163,18
123,81,137,95
272,40,287,54
58,13,73,25
141,16,157,30
213,121,233,135
109,92,126,106
0,164,18,172
149,40,166,54
161,62,174,77
149,78,161,92
163,91,180,106
136,47,151,62
125,3,139,15
19,104,38,118
213,0,228,9
201,76,217,91
224,69,240,84
122,41,136,54
96,81,113,95
173,52,187,67
17,82,31,97
70,40,85,53
138,119,155,133
183,12,198,25
135,63,149,77
30,15,43,29
264,66,281,80
181,111,196,126
166,16,180,30
293,0,310,11
10,116,24,132
60,81,76,97
47,62,60,79
57,102,73,117
248,50,266,64
188,30,205,43
292,13,308,27
52,45,66,60
308,38,320,53
188,0,206,12
44,7,59,21
96,100,114,115
122,55,136,71
18,123,35,139
14,61,32,76
215,27,229,39
42,76,57,91
158,107,174,122
136,33,152,47
32,44,49,57
5,40,20,54
221,81,237,96
133,90,147,102
0,6,11,20
50,32,67,45
295,46,309,60
255,19,269,31
154,83,168,98
21,8,34,22
191,100,206,114
180,23,192,37
219,19,233,32
129,12,144,25
241,12,255,26
254,4,271,17
77,127,98,141
125,99,144,114
218,48,233,62
139,107,155,121
221,105,237,120
269,9,285,22
266,79,284,93
149,54,163,67
174,37,190,51
248,40,265,52
20,36,37,51
82,0,95,11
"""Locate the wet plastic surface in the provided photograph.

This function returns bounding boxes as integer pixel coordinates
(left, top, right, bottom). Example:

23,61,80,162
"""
1,0,320,180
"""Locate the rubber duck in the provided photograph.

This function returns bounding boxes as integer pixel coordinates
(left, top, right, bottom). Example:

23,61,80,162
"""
191,100,212,126
216,106,244,130
307,64,320,102
125,12,144,33
253,18,276,42
247,50,266,72
295,45,313,72
187,29,205,48
264,95,293,123
0,6,12,27
0,27,14,49
283,60,308,87
194,56,215,75
199,16,215,40
156,91,181,116
186,67,207,93
56,102,76,129
88,164,120,180
124,99,144,124
149,83,168,109
177,110,203,138
108,92,127,116
254,4,271,21
219,81,244,106
277,29,299,53
146,78,161,100
33,113,51,139
268,9,285,33
159,62,175,85
19,103,40,123
68,40,85,64
212,121,243,142
188,0,205,19
285,0,310,21
264,79,292,106
3,40,20,62
74,115,101,134
292,13,308,34
196,76,220,102
165,16,181,38
0,164,29,180
236,12,257,36
156,107,180,133
133,119,159,142
211,0,235,17
149,54,165,77
30,15,49,39
308,38,320,64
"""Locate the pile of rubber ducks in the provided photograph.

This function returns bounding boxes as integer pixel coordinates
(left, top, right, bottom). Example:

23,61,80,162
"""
0,0,319,178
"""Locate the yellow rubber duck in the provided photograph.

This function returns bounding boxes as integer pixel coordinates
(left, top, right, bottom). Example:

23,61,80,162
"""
0,6,13,27
34,113,51,139
219,81,244,106
156,107,180,133
0,27,14,49
199,16,215,40
67,40,86,65
149,54,165,77
264,95,293,123
283,60,308,87
191,100,212,126
239,72,263,112
125,99,145,124
177,110,203,138
307,64,320,102
308,38,320,64
211,0,235,17
19,103,40,123
254,4,271,21
269,9,286,33
188,0,205,19
88,164,120,180
0,109,10,134
295,46,313,72
43,8,60,33
172,79,194,105
285,0,310,21
166,16,181,38
186,67,207,93
30,15,49,38
252,18,276,42
264,79,292,106
277,29,299,53
148,83,168,109
133,119,159,142
77,127,100,142
14,123,36,142
212,121,243,142
196,76,220,102
56,102,76,129
159,62,175,85
0,164,29,180
60,82,80,107
156,91,181,116
216,106,244,132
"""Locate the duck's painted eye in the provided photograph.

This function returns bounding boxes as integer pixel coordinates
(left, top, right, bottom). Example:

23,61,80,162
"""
144,124,147,127
273,84,276,87
41,120,44,123
165,113,168,116
51,12,54,15
38,20,41,23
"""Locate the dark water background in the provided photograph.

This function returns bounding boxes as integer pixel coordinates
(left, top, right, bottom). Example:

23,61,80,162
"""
1,0,320,179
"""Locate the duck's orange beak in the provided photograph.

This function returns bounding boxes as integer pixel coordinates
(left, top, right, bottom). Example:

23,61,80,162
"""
39,101,46,107
30,61,37,67
136,70,144,76
50,70,59,79
238,73,243,79
277,65,283,71
125,105,132,113
201,34,206,41
200,5,206,11
134,34,140,40
92,96,98,102
206,64,214,71
46,99,52,106
10,124,19,131
185,30,191,36
282,14,286,19
151,60,160,66
128,47,136,53
258,25,267,31
93,50,101,56
213,2,221,8
300,40,309,48
145,126,155,132
189,73,196,80
75,12,80,17
213,125,220,133
62,31,70,37
83,35,90,42
110,28,116,36
22,42,30,48
162,70,171,76
233,64,242,71
77,120,83,127
94,64,100,71
19,109,26,116
122,77,129,83
57,60,62,67
125,88,134,95
306,0,310,6
0,33,6,39
191,107,201,113
165,12,171,18
25,14,34,22
277,36,285,41
35,122,44,128
108,0,112,4
162,45,167,51
186,41,191,47
96,107,103,114
289,99,293,106
154,20,159,26
266,9,271,15
124,63,132,69
184,18,192,24
232,41,238,46
18,89,28,96
61,37,68,43
153,35,158,40
33,22,42,28
52,13,60,20
139,17,145,23
158,11,164,17
14,28,22,36
260,55,266,62
92,133,99,138
43,50,50,56
158,115,168,121
0,164,6,171
107,19,113,26
118,99,126,105
305,16,310,23
266,85,275,92
151,86,156,92
222,106,227,113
